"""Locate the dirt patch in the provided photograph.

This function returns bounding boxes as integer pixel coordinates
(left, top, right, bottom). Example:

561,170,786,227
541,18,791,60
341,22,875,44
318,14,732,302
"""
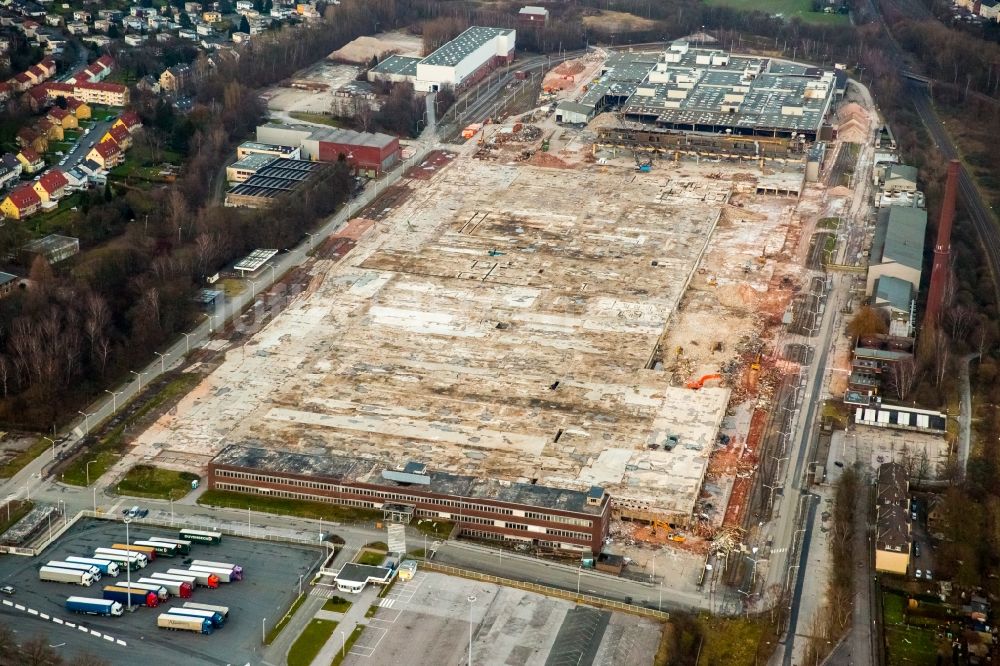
581,10,658,31
529,152,572,169
329,31,422,62
405,149,456,180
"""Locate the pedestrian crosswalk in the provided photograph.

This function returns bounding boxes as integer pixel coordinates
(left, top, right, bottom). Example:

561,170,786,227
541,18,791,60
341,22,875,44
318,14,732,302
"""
378,598,395,608
770,547,788,554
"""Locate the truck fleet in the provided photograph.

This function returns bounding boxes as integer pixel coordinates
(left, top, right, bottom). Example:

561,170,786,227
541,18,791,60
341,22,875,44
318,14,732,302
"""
103,585,158,608
167,568,219,588
46,561,102,580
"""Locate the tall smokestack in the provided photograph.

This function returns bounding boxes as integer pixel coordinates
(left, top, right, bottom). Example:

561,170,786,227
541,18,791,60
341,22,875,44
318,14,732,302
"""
923,159,960,330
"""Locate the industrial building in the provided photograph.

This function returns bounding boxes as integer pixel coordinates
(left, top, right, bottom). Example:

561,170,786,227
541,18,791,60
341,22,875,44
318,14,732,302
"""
223,158,322,208
255,124,400,176
236,141,301,160
865,206,926,298
581,41,837,159
226,153,278,183
209,444,611,554
369,26,516,92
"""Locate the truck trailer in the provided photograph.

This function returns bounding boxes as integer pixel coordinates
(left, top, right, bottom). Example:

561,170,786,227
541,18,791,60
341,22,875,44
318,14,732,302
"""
95,548,147,567
89,552,142,572
150,572,198,587
157,612,213,634
102,585,158,607
166,607,225,628
111,544,157,561
132,540,178,557
65,597,124,616
46,561,102,579
117,581,169,600
182,602,230,619
39,566,95,586
138,577,192,598
145,537,192,555
66,557,121,576
167,569,219,588
178,529,222,545
191,560,243,580
189,565,235,584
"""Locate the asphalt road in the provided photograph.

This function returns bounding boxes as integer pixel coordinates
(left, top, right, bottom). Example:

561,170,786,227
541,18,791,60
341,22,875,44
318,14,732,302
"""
59,119,114,172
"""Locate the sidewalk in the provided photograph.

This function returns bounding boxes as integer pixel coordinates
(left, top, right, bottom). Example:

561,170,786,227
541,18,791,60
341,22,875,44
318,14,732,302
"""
309,586,380,666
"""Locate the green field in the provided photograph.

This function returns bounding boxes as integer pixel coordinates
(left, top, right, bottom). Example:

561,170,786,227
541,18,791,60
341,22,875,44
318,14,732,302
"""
115,465,199,500
198,489,383,524
288,619,338,666
322,596,352,613
702,0,850,25
356,551,386,566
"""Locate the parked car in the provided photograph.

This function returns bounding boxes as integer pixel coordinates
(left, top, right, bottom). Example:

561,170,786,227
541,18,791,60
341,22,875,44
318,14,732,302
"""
925,570,933,580
1,585,15,594
915,569,923,579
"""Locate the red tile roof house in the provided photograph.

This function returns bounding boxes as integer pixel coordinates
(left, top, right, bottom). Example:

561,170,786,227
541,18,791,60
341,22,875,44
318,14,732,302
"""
1,184,42,219
0,82,11,102
16,148,44,173
117,110,142,132
87,140,122,168
105,123,132,149
32,169,69,202
11,72,33,93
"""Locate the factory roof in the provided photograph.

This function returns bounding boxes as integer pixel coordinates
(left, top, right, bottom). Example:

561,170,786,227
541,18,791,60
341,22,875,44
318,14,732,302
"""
263,123,398,150
232,248,277,273
419,26,514,68
873,275,914,312
871,206,927,271
230,153,276,171
885,164,917,185
226,158,322,200
371,54,420,77
212,444,608,514
239,141,298,154
23,234,77,254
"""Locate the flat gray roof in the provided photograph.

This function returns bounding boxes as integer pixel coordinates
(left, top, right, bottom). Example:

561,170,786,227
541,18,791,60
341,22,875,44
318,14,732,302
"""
371,55,420,77
420,26,513,68
239,141,297,154
230,153,276,171
336,562,392,584
871,206,927,271
212,444,605,515
874,275,914,311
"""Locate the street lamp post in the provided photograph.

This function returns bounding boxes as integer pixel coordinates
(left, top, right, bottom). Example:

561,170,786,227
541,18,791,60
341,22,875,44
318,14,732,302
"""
298,574,303,595
154,351,165,373
104,389,122,412
43,436,55,461
267,264,275,285
181,332,193,353
304,232,315,249
262,618,266,644
340,630,346,659
58,499,65,525
85,459,97,486
123,516,132,611
467,595,476,666
130,370,142,390
78,410,92,434
785,564,801,599
92,486,97,514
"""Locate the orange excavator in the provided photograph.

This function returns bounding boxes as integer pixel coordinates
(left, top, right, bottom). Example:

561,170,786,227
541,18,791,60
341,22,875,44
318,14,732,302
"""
686,373,723,390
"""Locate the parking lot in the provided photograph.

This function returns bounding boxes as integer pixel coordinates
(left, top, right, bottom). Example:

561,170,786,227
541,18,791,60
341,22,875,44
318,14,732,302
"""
0,518,324,665
346,571,663,665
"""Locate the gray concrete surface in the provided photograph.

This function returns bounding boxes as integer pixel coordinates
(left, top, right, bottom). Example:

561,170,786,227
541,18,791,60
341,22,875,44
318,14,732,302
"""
0,519,322,665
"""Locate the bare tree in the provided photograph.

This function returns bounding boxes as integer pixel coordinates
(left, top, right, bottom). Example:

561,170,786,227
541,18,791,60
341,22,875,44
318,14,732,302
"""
0,354,11,397
887,357,920,401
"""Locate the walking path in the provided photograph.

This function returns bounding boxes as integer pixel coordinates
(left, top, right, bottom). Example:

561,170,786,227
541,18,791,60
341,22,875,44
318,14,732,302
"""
309,586,380,666
958,353,978,480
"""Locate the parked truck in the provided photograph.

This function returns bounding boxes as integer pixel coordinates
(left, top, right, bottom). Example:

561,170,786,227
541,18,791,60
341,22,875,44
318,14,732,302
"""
111,544,156,562
91,551,143,571
95,548,147,568
189,565,235,584
182,602,229,619
118,581,169,600
102,585,158,608
167,569,219,588
132,540,178,557
145,537,192,555
46,561,101,580
191,560,243,580
65,597,124,617
150,572,198,588
39,566,95,586
66,557,120,577
138,577,192,598
167,607,225,628
157,612,213,634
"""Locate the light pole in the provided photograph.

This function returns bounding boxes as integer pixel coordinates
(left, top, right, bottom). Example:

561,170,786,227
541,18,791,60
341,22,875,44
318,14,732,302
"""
85,459,97,486
576,567,582,595
251,280,259,300
267,263,275,285
181,332,193,353
130,370,142,390
123,515,132,611
78,410,92,434
104,389,122,412
304,232,315,249
154,351,165,373
58,499,65,525
467,595,476,666
92,486,97,514
262,617,266,644
340,630,346,659
170,498,174,525
43,436,55,461
747,547,762,588
298,574,303,595
785,564,801,600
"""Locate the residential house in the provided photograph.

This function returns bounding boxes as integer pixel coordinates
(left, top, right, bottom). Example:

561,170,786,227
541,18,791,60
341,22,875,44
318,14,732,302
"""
159,64,194,93
63,168,88,191
102,124,132,150
136,75,160,94
202,10,221,22
77,158,103,176
517,6,549,27
44,14,62,27
981,0,1000,20
16,127,47,153
66,97,90,119
32,168,68,202
36,117,63,141
124,34,144,46
93,18,109,31
231,31,250,44
47,106,78,129
72,9,91,21
16,148,44,174
184,1,202,12
236,0,253,10
0,82,11,102
195,23,213,36
0,273,19,299
874,462,911,575
0,162,19,191
0,153,22,182
0,184,42,219
10,72,33,93
82,35,111,48
72,81,128,106
66,22,89,34
86,140,122,169
178,29,197,40
113,110,142,133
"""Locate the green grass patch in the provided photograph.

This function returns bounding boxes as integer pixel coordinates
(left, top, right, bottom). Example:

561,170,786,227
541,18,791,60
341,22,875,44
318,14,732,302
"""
702,0,850,24
287,618,337,666
287,112,341,127
322,596,352,613
377,577,397,599
61,373,200,486
0,499,34,533
413,519,453,539
115,464,199,500
885,625,939,665
407,548,426,559
364,605,378,618
217,278,246,297
884,593,907,625
264,592,307,645
695,615,766,665
356,551,386,566
330,625,365,666
817,217,840,230
198,489,383,524
364,541,388,552
0,437,54,479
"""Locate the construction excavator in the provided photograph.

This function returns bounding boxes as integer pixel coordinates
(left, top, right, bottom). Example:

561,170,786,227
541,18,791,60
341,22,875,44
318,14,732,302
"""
685,373,723,390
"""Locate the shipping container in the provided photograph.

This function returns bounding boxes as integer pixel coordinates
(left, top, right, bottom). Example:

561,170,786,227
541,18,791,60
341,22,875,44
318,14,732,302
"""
167,568,219,588
166,607,225,628
145,537,192,555
182,602,230,619
190,560,243,580
65,596,123,616
157,612,212,634
66,557,121,576
39,566,94,586
46,561,101,579
102,585,158,607
179,529,222,545
138,577,192,598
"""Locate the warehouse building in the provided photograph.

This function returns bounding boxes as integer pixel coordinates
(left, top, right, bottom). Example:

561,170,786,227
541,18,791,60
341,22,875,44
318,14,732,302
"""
209,444,611,554
237,141,301,160
226,153,278,183
369,26,516,92
223,158,322,208
255,124,400,176
865,206,927,297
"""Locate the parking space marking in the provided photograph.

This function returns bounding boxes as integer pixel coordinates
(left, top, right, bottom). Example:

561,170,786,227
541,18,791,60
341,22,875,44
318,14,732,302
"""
350,625,387,658
378,598,395,609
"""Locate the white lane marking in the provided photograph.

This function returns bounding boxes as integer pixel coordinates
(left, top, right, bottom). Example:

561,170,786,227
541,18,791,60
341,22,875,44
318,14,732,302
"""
103,635,114,642
116,639,127,646
2,600,11,606
27,608,38,615
78,626,88,632
40,613,49,619
53,618,63,624
14,604,24,610
65,622,75,628
90,629,101,637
